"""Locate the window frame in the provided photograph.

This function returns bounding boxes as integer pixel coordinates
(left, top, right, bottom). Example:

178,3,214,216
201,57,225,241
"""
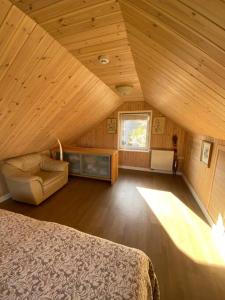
117,110,152,152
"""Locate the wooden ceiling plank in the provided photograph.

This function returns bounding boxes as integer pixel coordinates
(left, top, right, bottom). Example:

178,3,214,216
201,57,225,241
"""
136,56,225,135
25,0,110,23
0,1,122,159
10,0,143,101
0,27,52,102
121,1,225,78
126,0,225,68
71,39,130,57
121,1,225,97
0,0,12,25
126,22,225,102
0,15,35,82
129,34,225,123
148,0,225,53
11,0,63,14
0,6,25,57
41,0,120,30
65,31,127,52
179,0,225,30
57,22,126,45
0,40,64,142
50,11,124,39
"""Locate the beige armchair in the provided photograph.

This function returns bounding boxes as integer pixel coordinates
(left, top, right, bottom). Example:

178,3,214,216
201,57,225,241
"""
2,152,68,205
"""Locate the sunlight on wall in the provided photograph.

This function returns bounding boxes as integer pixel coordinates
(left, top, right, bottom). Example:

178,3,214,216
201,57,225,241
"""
137,187,225,266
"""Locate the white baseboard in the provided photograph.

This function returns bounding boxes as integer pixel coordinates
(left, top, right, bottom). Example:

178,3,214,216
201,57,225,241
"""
182,175,213,226
0,193,10,203
119,165,182,175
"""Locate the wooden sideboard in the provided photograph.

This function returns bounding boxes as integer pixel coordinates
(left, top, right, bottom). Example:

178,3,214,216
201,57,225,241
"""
52,146,118,184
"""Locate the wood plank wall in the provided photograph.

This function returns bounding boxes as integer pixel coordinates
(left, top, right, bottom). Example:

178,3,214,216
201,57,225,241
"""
75,101,186,169
183,133,225,224
0,0,121,161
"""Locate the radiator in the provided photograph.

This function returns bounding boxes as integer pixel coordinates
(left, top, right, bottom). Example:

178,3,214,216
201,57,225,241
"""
150,149,174,172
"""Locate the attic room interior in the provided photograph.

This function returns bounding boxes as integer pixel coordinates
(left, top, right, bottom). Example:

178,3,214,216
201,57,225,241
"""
0,0,225,299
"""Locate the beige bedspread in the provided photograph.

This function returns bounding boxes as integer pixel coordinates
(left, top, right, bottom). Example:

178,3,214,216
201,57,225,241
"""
0,209,159,300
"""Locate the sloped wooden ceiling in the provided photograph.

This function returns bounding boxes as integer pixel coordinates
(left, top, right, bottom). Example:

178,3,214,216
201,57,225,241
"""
119,0,225,139
0,0,121,160
11,0,225,139
11,0,143,101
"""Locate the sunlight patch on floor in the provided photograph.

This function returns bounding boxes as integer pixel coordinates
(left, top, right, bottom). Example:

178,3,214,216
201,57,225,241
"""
137,187,225,266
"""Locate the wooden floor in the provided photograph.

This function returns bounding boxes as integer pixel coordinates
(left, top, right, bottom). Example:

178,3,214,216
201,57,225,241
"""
1,169,225,300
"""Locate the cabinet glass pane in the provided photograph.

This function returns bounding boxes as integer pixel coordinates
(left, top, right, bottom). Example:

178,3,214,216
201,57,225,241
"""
81,154,110,178
56,151,81,174
67,153,81,174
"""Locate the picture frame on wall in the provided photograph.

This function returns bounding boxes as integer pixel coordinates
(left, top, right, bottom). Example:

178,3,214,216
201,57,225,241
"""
152,117,165,134
107,118,117,134
200,140,213,167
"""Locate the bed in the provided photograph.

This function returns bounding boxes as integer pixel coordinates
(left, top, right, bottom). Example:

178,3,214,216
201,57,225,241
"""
0,209,159,300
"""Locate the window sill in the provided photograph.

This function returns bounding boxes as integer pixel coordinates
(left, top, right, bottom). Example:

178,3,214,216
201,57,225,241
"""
119,149,150,153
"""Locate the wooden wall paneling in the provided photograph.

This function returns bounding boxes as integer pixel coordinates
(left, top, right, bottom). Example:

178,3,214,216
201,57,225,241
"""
183,133,225,224
76,101,186,170
119,151,150,169
208,145,225,222
10,0,144,102
183,134,216,209
0,0,122,160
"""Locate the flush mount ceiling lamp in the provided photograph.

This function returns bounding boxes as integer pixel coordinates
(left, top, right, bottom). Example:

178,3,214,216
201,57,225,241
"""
98,55,110,64
115,84,133,96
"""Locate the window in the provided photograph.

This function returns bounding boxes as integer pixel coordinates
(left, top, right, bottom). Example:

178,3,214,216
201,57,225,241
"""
119,112,151,151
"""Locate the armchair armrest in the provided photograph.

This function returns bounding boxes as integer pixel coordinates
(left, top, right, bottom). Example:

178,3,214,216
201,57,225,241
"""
9,174,43,185
41,156,69,172
5,174,43,205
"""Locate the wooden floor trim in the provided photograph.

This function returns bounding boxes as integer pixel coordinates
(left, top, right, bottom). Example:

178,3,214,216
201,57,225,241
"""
119,165,182,175
0,193,10,203
182,174,213,226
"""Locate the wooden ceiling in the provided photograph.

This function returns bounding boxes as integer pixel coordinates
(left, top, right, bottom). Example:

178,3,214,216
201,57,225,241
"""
5,0,225,140
120,0,225,139
11,0,143,101
0,0,121,160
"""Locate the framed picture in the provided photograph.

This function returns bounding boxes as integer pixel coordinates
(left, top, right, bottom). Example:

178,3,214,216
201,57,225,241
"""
200,140,213,167
107,118,117,134
152,117,165,134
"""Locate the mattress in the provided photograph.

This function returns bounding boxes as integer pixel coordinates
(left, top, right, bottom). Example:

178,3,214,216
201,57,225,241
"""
0,209,159,300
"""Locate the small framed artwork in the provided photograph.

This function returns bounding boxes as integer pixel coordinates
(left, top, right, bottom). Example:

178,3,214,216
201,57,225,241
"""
152,117,165,134
107,118,117,134
200,140,213,167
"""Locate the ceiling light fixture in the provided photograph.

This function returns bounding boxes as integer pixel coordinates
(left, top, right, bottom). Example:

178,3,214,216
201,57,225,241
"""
115,84,133,96
98,55,110,64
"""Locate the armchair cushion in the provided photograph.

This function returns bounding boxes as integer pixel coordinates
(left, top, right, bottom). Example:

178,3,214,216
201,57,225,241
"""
41,156,68,172
35,170,64,187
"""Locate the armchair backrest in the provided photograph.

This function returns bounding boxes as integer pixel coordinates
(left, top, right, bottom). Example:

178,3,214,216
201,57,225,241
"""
4,153,43,174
